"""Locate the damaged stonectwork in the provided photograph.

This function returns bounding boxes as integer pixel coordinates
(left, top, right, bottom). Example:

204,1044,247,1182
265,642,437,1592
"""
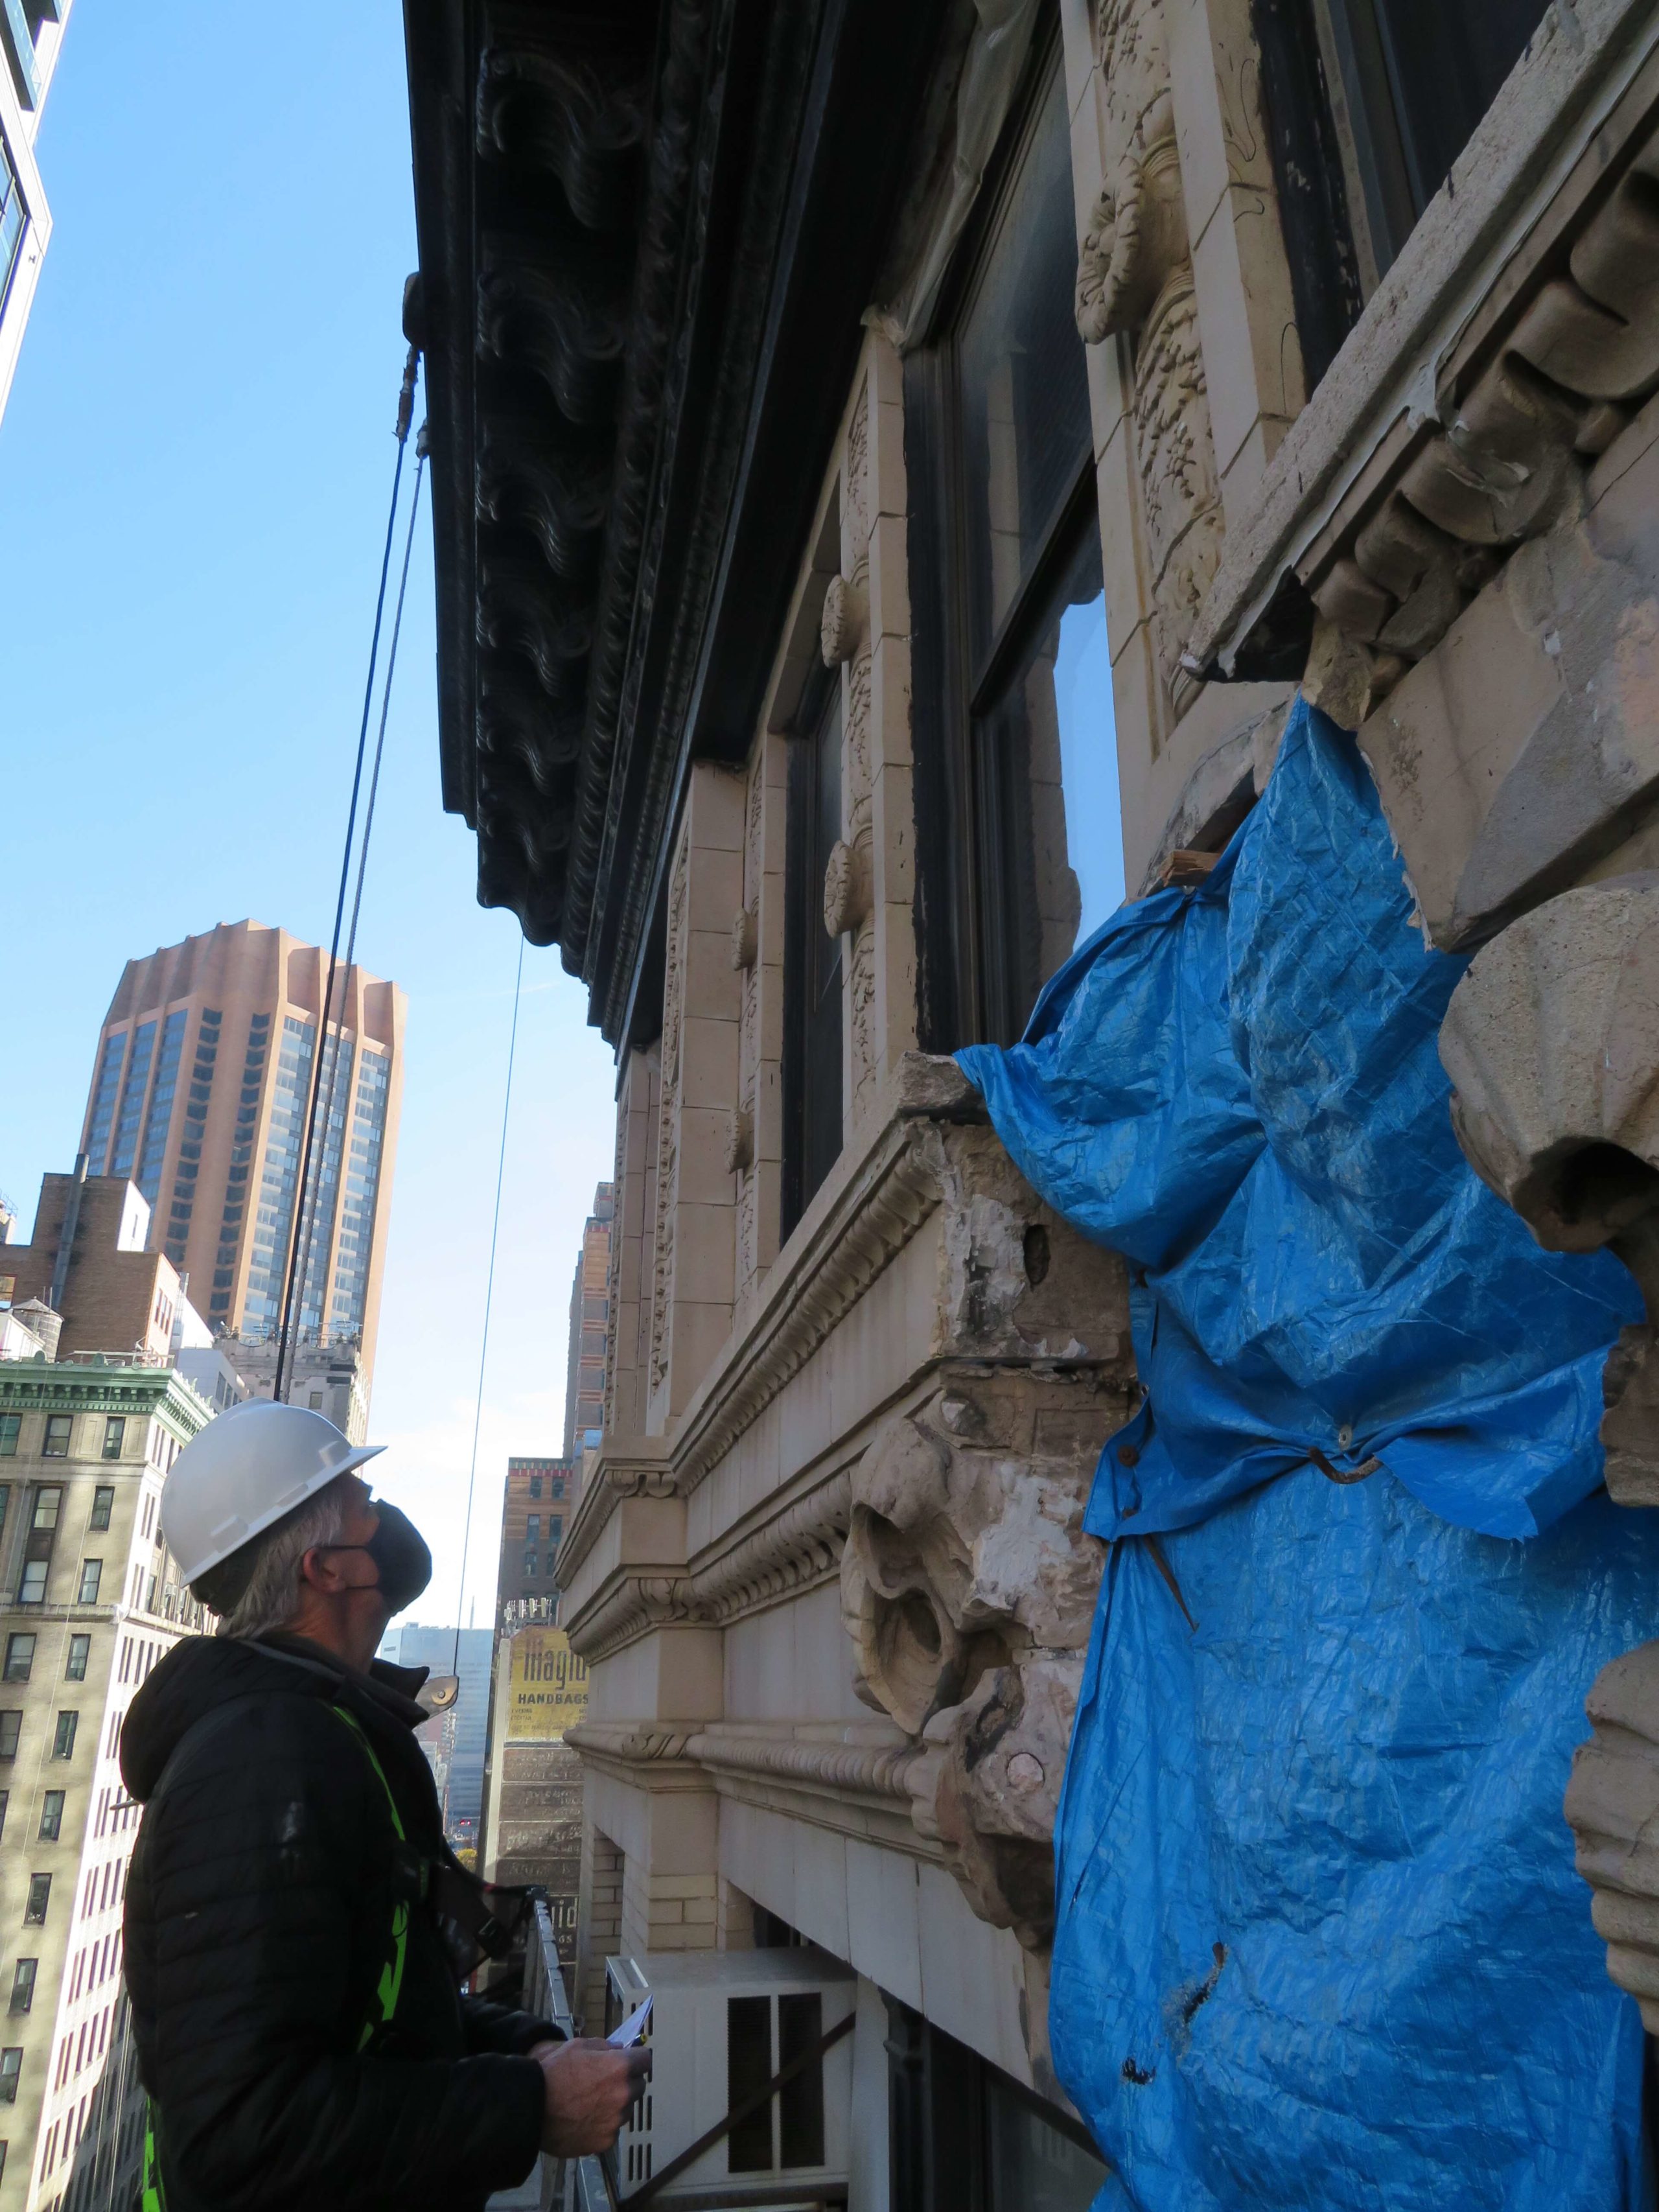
1441,874,1659,1506
841,1373,1124,1951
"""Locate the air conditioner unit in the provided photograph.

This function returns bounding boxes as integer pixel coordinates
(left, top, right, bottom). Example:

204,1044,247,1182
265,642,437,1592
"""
604,1948,857,2207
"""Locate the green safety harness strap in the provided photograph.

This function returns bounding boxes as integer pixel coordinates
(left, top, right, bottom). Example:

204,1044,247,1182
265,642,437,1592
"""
142,1704,412,2212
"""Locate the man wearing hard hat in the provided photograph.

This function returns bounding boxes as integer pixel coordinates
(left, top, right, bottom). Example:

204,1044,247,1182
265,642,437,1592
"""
119,1397,646,2212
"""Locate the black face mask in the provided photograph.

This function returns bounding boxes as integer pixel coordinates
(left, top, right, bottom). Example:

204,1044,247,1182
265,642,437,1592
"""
336,1502,433,1614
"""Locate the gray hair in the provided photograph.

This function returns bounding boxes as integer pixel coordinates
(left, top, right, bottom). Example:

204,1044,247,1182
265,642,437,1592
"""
211,1477,353,1640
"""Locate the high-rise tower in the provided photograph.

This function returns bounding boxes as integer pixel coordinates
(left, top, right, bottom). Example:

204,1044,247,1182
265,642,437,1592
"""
76,924,405,1376
0,3,74,428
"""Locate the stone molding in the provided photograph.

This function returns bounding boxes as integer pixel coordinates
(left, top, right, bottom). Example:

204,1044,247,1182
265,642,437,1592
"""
565,1718,924,1804
686,1469,853,1622
567,1574,701,1668
1189,0,1659,684
557,1435,673,1590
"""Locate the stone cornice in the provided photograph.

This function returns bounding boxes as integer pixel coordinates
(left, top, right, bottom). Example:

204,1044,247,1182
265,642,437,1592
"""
557,1432,673,1590
686,1469,851,1622
673,1055,983,1495
565,1718,923,1803
0,1366,210,1432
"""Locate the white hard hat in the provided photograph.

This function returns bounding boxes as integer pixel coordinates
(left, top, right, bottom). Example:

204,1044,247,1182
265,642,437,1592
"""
159,1397,384,1587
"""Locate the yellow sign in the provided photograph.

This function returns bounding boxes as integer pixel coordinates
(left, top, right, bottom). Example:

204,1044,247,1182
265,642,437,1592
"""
507,1627,589,1741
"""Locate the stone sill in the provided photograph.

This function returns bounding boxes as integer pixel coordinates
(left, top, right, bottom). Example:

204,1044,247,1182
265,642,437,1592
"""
1189,0,1659,678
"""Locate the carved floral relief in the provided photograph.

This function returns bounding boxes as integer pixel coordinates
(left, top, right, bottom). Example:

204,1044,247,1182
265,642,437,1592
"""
1076,0,1223,707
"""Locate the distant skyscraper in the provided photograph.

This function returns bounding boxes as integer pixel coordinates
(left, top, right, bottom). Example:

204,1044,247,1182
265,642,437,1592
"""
76,924,405,1378
562,1184,613,1460
0,4,73,426
391,1625,493,1852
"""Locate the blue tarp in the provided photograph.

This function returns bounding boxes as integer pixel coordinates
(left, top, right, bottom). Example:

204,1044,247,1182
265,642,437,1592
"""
957,701,1659,2209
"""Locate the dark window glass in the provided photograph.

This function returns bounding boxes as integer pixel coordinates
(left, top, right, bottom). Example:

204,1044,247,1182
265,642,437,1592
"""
15,1564,45,1606
23,1876,48,1926
65,1636,89,1682
51,1712,76,1760
909,38,1119,1049
0,2048,18,2104
41,1420,69,1461
36,1793,62,1843
8,1961,34,2014
0,1717,18,1764
727,1996,773,2172
778,1993,826,2169
0,1793,7,1841
782,680,844,1235
2,1639,32,1685
529,1476,542,1499
76,1562,102,1605
1306,0,1550,287
32,1487,60,1530
0,1418,17,1456
91,1484,115,1528
957,61,1093,668
985,2068,1108,2209
100,1421,122,1465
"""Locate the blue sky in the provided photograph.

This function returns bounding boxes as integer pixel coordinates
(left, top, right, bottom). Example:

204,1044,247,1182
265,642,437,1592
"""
0,0,618,1628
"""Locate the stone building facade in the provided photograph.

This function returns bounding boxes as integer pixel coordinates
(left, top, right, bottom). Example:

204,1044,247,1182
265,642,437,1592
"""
404,0,1659,2197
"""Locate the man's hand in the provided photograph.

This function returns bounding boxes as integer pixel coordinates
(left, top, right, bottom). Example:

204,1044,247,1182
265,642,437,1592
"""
531,2038,652,2157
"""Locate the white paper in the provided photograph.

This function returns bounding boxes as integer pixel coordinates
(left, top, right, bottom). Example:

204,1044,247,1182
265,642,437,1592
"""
607,1996,652,2048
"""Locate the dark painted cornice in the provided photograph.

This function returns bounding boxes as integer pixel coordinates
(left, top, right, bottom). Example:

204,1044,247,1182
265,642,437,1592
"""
405,0,949,1043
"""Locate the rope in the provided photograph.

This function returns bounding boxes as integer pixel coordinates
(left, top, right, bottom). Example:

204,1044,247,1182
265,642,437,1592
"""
274,344,419,1403
285,429,428,1358
452,935,525,1675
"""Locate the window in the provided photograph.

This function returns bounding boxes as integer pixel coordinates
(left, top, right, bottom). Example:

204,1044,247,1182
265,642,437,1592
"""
526,1515,540,1543
52,1712,77,1760
523,1554,538,1580
548,1519,563,1550
884,1996,1106,2209
100,1419,124,1464
0,1716,18,1761
16,1564,45,1606
782,675,844,1235
0,1418,17,1456
0,2049,18,2104
9,1961,35,2014
23,1878,48,1927
76,1563,102,1605
1252,0,1551,386
1310,0,1550,283
65,1636,89,1682
37,1793,62,1843
41,1419,70,1460
0,1793,7,1842
529,1475,542,1498
908,38,1118,1052
2,1639,32,1685
551,1477,566,1499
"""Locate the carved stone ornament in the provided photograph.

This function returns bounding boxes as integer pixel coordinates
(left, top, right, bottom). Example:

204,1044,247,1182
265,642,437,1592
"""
841,1390,1109,1946
730,904,758,972
1564,1640,1659,2033
1074,0,1181,346
820,572,868,667
724,1107,755,1177
1134,275,1225,702
822,838,870,939
1440,875,1659,1505
1299,126,1659,753
475,45,646,232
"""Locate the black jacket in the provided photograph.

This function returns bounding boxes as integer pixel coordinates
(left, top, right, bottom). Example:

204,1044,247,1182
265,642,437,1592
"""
121,1632,552,2212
